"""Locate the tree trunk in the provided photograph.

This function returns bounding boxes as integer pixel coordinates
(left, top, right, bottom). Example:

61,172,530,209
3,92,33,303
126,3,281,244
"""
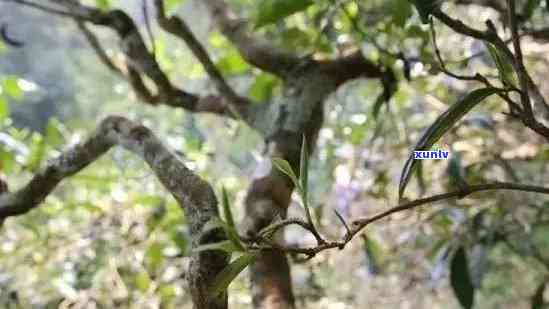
243,68,332,308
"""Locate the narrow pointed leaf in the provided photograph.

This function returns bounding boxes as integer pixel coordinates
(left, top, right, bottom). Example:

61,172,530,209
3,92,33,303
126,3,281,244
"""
0,96,9,121
202,217,225,236
372,94,386,119
299,135,309,201
3,76,23,100
224,224,245,252
523,0,541,19
485,43,517,88
272,157,299,188
210,253,258,297
207,215,244,252
221,187,235,228
398,87,498,199
193,240,240,254
450,246,475,309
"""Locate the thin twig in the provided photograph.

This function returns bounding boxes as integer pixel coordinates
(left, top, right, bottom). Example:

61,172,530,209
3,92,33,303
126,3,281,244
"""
429,18,490,84
153,0,248,118
250,182,549,257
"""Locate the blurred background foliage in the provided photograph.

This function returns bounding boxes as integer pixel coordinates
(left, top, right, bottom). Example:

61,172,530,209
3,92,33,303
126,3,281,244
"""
0,0,549,308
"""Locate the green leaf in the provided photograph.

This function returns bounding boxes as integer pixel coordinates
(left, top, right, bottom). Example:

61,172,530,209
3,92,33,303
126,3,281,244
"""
135,194,165,207
272,157,299,188
249,73,279,102
361,235,383,274
220,189,245,251
170,226,188,253
299,135,309,201
299,135,314,225
45,118,66,147
0,96,9,121
0,149,15,173
201,217,226,237
391,0,413,27
145,242,164,273
532,281,547,309
193,240,241,254
164,0,186,15
450,246,475,309
159,284,177,303
281,27,313,51
135,271,152,292
398,87,498,199
523,0,541,19
95,0,112,11
372,93,386,119
225,226,245,251
221,187,235,228
27,133,46,172
210,253,257,297
3,77,23,100
216,50,250,75
255,0,314,28
427,238,449,262
485,43,517,88
203,217,244,252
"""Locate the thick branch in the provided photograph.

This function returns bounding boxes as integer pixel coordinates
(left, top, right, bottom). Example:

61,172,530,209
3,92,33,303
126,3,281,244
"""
318,50,384,86
0,116,229,308
0,116,210,219
7,0,237,117
202,0,301,77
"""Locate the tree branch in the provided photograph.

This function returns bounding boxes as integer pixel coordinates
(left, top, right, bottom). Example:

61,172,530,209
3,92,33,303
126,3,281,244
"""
6,0,239,118
432,9,549,140
318,50,384,86
201,0,301,78
352,182,549,227
0,116,229,308
154,0,250,117
249,182,549,257
75,20,125,76
0,116,208,219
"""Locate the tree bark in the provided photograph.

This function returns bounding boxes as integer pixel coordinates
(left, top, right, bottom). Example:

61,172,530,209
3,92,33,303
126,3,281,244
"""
0,117,229,309
5,3,389,308
242,67,334,308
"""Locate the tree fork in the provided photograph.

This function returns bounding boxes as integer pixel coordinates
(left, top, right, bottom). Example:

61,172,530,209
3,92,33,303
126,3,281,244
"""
0,116,230,309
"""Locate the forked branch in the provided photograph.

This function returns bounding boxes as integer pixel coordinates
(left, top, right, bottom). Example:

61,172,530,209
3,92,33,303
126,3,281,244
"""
248,182,549,257
0,116,229,308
